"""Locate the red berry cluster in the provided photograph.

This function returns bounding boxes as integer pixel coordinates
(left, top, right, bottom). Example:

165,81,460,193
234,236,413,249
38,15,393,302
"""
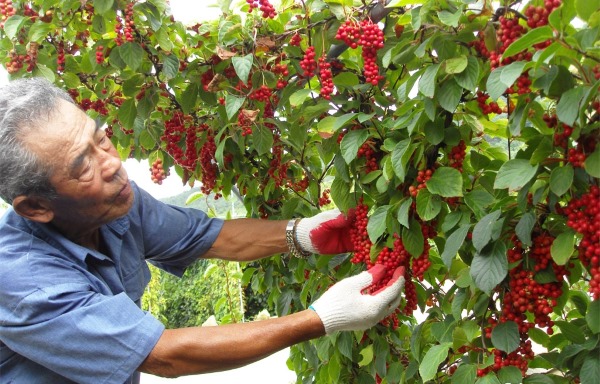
482,233,569,376
237,109,254,136
448,140,466,172
270,62,289,89
161,111,196,168
115,14,125,46
150,158,167,184
57,40,66,72
267,136,289,188
289,175,309,192
335,19,384,85
357,140,378,173
300,46,317,77
318,56,334,100
349,199,435,321
5,50,23,74
524,0,561,49
318,189,331,207
249,84,273,103
201,69,215,92
246,0,276,18
409,169,433,197
567,146,586,167
349,199,373,265
289,33,301,47
199,130,221,197
95,45,105,64
565,186,600,299
123,2,135,42
0,0,15,25
476,91,502,115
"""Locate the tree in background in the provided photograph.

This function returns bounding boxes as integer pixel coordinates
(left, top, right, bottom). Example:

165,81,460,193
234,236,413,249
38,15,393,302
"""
1,0,599,382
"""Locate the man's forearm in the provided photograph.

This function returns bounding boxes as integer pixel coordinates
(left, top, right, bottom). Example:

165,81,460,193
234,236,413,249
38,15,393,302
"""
203,218,289,261
139,309,325,377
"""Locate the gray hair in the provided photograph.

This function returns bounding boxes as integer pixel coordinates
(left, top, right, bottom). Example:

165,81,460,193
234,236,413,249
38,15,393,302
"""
0,77,75,203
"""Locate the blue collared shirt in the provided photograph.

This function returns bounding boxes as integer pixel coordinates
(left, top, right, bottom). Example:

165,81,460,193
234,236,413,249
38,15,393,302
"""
0,182,224,384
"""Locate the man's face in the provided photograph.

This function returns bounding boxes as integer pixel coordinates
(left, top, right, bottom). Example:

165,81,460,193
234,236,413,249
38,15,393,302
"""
23,99,134,229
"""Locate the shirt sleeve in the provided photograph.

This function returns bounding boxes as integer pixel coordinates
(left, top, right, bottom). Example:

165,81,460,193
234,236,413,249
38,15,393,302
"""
1,280,164,384
130,183,224,276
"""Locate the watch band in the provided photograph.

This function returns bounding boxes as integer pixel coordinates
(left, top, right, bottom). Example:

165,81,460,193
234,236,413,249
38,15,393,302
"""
286,219,311,258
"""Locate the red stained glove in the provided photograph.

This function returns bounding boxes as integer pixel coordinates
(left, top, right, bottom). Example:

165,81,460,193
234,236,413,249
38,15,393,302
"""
310,265,405,334
294,209,355,255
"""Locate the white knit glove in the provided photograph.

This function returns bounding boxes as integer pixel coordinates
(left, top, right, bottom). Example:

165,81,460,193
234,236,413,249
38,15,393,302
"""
295,209,355,254
310,265,405,334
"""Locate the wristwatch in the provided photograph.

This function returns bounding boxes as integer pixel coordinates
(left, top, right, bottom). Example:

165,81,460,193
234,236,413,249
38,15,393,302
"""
286,219,311,258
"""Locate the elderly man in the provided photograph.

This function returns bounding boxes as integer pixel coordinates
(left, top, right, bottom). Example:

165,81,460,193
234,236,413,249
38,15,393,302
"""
0,77,404,384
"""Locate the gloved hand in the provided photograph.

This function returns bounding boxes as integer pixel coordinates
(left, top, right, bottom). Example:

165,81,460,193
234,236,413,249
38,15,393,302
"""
295,209,355,254
310,265,405,334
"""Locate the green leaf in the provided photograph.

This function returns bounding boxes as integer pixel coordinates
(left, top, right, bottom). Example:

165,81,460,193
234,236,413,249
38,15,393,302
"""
232,54,253,85
118,98,137,129
336,332,354,360
358,344,373,367
317,113,358,135
397,198,412,228
515,211,536,247
471,240,508,294
550,165,574,196
441,224,470,268
472,210,502,252
497,366,523,384
419,64,440,98
155,26,173,51
119,42,145,71
555,321,586,344
225,95,245,120
367,205,391,243
179,83,198,115
252,125,274,156
491,321,520,353
94,0,114,14
494,159,538,192
487,61,527,101
3,15,25,40
550,229,576,265
464,189,494,219
438,79,463,112
416,189,442,221
426,167,463,197
403,219,424,258
575,0,600,21
586,299,600,334
28,20,54,43
419,343,451,382
556,87,585,126
33,64,55,83
455,56,479,92
289,89,311,107
444,55,468,74
160,53,179,80
340,130,369,164
585,148,600,178
438,9,461,27
451,364,476,384
580,353,600,384
391,139,411,182
502,26,553,59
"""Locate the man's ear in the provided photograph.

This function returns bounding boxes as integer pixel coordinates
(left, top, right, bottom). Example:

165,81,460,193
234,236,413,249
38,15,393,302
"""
12,195,54,223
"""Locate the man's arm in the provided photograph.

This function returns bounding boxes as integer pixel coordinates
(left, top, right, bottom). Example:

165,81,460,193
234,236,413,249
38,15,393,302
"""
201,209,356,262
202,218,289,261
138,310,324,377
138,264,405,379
